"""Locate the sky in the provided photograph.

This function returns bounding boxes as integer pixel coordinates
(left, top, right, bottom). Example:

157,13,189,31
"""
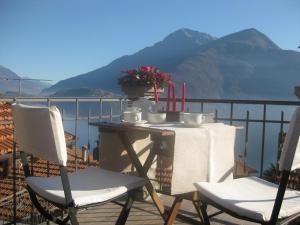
0,0,299,84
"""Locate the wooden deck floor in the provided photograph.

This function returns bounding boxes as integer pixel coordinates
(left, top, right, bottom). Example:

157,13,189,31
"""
55,195,258,225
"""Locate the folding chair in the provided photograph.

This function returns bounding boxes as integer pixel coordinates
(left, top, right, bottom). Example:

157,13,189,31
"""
12,103,146,225
195,107,300,225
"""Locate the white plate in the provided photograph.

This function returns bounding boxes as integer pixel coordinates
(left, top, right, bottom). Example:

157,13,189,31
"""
121,120,148,126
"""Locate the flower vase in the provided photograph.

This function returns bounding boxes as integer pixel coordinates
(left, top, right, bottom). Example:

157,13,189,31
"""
122,85,164,100
144,87,164,98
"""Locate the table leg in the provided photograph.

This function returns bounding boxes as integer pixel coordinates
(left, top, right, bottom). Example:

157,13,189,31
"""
165,197,183,225
118,131,167,220
166,192,203,225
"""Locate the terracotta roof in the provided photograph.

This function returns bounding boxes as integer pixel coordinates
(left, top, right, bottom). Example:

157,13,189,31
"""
0,102,12,112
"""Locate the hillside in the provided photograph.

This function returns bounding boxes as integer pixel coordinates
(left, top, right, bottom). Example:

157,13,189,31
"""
44,28,300,99
0,65,51,96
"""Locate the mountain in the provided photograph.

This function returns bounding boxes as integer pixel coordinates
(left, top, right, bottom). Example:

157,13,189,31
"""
171,28,300,99
51,87,115,97
0,65,51,96
44,28,300,99
44,28,216,95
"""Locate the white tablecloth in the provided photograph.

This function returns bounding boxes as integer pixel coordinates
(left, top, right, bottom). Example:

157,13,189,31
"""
148,123,236,195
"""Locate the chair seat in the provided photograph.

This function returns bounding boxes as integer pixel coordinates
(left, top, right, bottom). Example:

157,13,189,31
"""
26,167,146,207
195,176,300,222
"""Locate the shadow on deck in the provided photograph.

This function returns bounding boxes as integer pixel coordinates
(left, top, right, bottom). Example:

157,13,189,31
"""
42,195,257,225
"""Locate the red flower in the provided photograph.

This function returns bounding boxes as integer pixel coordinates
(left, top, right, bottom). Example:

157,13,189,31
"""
126,69,136,75
119,65,172,88
139,66,156,73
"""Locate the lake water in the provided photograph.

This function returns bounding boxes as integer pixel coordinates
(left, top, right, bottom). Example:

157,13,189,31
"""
20,99,298,175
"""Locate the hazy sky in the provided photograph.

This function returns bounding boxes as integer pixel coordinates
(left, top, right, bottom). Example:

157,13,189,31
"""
0,0,299,83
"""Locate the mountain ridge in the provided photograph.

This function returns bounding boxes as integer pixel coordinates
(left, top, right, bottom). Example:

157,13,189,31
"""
44,28,300,99
44,28,216,95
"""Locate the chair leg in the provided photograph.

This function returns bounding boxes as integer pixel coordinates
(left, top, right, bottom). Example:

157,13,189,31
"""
68,207,79,225
199,203,210,225
27,189,70,225
116,192,135,225
192,200,205,224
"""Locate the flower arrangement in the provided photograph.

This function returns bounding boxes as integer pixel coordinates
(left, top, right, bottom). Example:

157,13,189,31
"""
118,66,172,89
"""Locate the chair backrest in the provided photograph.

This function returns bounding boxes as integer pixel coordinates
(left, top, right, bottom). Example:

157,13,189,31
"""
279,107,300,172
12,103,67,166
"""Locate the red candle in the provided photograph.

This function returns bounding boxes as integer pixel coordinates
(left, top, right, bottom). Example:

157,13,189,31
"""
166,82,171,112
181,82,186,112
172,82,176,112
153,81,158,104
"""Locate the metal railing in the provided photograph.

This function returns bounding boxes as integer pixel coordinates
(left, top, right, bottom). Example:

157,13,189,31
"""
1,96,300,224
178,98,300,176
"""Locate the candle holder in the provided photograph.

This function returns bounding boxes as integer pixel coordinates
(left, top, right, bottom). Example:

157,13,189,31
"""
164,111,183,122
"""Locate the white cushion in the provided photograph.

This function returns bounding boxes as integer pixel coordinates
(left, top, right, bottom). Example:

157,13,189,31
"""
12,103,67,166
195,177,300,222
26,167,146,207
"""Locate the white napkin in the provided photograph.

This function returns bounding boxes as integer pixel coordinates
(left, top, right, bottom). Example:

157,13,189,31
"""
149,123,236,195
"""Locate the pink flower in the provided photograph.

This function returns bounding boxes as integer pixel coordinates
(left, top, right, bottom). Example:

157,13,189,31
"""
139,66,155,73
126,69,136,75
119,65,172,88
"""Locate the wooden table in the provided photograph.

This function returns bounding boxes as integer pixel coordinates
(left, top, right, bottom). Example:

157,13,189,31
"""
90,121,204,225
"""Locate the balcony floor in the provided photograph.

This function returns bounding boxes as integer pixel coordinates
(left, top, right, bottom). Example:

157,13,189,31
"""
42,195,257,225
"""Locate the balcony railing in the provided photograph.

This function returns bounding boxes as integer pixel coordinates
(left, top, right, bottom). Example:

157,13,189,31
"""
1,96,300,224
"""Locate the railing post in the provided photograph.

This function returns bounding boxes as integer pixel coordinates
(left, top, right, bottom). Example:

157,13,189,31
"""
99,98,103,121
62,109,65,122
230,103,234,125
12,139,17,225
280,111,284,133
110,107,113,121
87,108,91,165
243,111,250,174
75,98,79,171
46,99,51,225
260,104,267,177
120,98,123,114
47,99,51,178
277,111,285,176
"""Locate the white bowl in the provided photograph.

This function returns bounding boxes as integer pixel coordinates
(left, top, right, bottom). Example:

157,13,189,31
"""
183,113,203,125
147,112,166,124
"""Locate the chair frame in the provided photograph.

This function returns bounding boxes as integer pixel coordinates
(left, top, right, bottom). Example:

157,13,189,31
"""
19,150,137,225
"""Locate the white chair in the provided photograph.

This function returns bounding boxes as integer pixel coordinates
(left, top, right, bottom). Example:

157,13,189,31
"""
12,103,146,225
195,107,300,225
